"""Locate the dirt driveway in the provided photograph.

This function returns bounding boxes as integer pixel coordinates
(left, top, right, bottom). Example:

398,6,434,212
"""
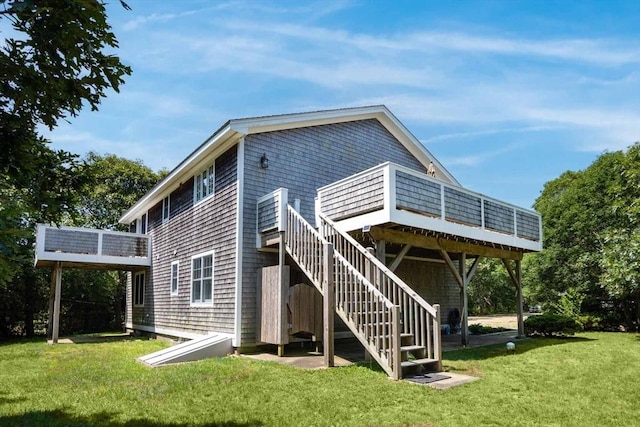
468,313,531,329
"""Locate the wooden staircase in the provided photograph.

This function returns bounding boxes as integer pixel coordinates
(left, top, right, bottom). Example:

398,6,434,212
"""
284,205,442,379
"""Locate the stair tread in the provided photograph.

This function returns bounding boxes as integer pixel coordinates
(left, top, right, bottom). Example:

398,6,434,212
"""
401,345,425,352
401,358,438,368
376,333,413,339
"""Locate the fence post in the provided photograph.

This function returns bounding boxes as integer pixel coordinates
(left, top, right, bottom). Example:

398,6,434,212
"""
391,305,402,380
433,304,442,371
323,242,335,368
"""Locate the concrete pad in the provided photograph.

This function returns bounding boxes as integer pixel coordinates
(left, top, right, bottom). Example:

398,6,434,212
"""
415,372,480,390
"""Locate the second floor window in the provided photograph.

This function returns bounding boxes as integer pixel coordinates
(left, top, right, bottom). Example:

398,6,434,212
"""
194,164,214,204
162,196,170,221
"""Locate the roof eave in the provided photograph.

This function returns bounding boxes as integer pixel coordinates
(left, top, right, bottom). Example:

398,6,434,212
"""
119,124,241,224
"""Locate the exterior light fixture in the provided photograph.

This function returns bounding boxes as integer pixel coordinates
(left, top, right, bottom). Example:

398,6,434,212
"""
506,342,515,352
260,153,269,169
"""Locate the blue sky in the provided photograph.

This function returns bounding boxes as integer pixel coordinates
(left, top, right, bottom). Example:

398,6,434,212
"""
44,0,639,209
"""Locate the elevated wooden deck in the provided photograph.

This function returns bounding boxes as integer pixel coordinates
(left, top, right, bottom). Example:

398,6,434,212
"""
316,162,542,256
35,224,151,270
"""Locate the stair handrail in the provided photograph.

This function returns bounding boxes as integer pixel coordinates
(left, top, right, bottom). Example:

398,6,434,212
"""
318,212,436,317
319,212,440,363
285,205,402,378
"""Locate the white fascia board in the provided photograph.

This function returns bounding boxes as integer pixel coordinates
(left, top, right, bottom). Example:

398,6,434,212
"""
119,125,241,224
229,105,389,135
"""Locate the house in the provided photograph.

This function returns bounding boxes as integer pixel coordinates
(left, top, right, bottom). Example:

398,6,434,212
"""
35,105,542,379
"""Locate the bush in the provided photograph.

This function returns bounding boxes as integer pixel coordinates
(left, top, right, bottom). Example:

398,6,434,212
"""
468,323,509,334
524,314,582,337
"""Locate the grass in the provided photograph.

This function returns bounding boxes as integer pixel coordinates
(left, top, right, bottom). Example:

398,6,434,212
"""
1,332,639,426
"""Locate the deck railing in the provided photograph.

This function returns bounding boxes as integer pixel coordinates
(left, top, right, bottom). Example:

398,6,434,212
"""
317,162,542,247
285,206,403,379
319,212,441,364
35,224,151,267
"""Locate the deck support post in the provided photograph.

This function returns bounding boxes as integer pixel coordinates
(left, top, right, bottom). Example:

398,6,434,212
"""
503,259,525,338
47,267,56,340
440,251,482,346
459,253,468,346
323,243,335,367
51,262,62,344
375,240,386,265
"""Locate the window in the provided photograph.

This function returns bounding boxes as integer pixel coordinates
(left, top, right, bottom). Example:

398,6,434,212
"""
162,196,170,222
194,163,215,204
135,214,147,234
134,272,145,306
170,261,179,295
191,251,213,305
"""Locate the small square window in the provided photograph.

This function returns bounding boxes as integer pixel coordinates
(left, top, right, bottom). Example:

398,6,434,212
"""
162,196,170,222
170,261,179,295
134,272,145,307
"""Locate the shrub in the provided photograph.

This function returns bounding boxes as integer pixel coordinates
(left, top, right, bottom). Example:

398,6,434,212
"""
524,314,582,337
468,323,509,334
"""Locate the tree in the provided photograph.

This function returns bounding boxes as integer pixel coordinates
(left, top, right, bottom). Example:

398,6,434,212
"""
1,0,131,179
467,258,516,315
0,0,131,285
527,142,640,330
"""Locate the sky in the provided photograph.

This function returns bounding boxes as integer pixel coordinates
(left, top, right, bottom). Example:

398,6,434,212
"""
42,0,640,209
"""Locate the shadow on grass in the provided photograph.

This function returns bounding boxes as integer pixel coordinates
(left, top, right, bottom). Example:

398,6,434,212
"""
0,410,263,427
0,333,150,347
0,391,25,406
444,335,596,362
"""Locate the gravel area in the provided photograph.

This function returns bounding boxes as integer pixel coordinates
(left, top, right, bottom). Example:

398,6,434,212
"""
468,313,531,330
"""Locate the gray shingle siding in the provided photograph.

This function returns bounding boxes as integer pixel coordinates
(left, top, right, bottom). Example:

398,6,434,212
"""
516,211,540,241
257,194,279,232
320,169,384,220
44,228,98,254
396,171,441,217
128,146,238,337
241,119,425,344
444,187,482,226
484,200,514,234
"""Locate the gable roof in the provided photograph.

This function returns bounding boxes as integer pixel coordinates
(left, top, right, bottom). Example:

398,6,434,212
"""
119,105,460,224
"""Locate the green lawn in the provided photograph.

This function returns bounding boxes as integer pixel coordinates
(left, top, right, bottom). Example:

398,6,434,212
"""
1,332,638,426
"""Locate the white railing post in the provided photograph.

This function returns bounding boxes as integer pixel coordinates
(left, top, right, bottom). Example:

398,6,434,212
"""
433,304,442,371
480,198,486,230
278,188,288,233
440,184,446,220
513,208,518,237
97,230,103,256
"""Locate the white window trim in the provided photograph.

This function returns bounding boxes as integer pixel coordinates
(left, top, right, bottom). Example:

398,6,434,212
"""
162,195,170,222
193,163,215,205
170,260,179,296
190,250,214,307
136,213,148,234
134,271,145,307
